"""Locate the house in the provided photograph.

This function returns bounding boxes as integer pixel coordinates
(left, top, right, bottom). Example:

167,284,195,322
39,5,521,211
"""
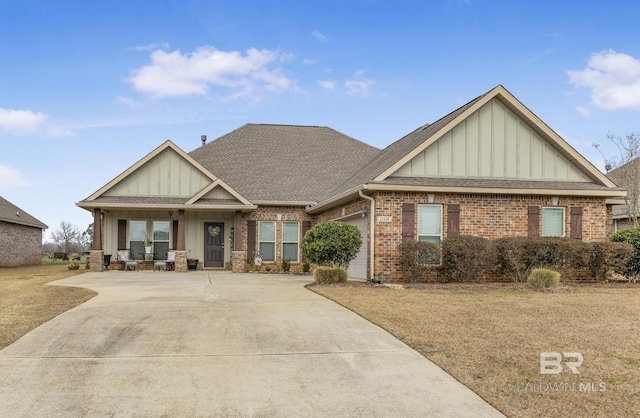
78,85,625,280
0,196,48,266
605,158,640,231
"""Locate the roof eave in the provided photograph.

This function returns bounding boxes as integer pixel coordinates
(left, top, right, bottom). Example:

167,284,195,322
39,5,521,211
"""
364,183,627,198
76,202,257,212
306,186,365,214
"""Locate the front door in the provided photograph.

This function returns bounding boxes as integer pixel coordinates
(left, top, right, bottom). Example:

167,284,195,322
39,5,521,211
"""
204,222,224,268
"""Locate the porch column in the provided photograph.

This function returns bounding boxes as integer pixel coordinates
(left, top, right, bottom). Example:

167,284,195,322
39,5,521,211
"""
90,208,104,272
92,208,102,250
175,209,188,272
177,210,185,251
234,211,243,251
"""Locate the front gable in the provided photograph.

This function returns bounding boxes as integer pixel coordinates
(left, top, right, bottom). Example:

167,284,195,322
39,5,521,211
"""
394,98,591,182
81,140,254,210
104,147,214,198
375,85,617,189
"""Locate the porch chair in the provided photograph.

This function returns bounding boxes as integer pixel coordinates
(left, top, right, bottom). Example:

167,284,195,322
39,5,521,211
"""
117,249,138,272
153,249,176,272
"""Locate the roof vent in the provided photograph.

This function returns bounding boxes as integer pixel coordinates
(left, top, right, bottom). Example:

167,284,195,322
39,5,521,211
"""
201,135,207,146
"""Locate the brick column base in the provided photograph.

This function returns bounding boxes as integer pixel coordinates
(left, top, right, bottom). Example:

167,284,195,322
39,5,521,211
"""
232,251,246,273
175,250,188,272
90,250,104,272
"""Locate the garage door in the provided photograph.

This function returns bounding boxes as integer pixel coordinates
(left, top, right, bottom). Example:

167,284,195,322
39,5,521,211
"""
344,216,368,279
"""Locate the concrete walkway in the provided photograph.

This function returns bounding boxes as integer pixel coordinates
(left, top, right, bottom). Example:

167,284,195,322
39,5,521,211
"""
0,272,504,417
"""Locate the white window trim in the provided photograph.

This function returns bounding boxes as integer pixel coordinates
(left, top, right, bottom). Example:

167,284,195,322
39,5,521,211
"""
542,207,566,237
417,204,443,244
258,221,277,262
282,221,300,263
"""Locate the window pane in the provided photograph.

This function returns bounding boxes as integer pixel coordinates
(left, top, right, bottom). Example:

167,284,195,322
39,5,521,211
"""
542,208,564,237
283,222,298,242
153,221,170,240
259,222,276,241
260,242,275,261
418,206,441,235
154,242,169,260
283,243,298,262
418,236,441,245
130,221,147,241
130,241,144,260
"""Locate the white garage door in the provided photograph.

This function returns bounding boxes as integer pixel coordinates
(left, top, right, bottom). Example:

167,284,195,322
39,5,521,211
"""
344,216,368,279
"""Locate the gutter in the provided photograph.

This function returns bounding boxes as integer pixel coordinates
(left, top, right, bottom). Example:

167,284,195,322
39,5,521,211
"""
359,190,375,281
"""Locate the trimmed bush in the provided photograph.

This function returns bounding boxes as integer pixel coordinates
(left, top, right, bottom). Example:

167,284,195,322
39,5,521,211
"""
301,221,362,269
527,268,561,289
442,235,494,282
495,237,588,282
314,267,348,284
611,228,640,278
587,241,633,281
398,241,441,282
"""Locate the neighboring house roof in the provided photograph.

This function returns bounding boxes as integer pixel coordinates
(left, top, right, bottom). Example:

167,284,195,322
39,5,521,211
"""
0,196,47,229
188,124,380,203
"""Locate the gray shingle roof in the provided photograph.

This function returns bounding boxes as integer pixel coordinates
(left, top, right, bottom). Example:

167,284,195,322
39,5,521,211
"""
189,124,380,202
0,196,47,229
329,94,482,196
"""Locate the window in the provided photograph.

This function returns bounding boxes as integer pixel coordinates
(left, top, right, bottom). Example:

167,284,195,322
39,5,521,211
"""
282,222,299,262
259,221,276,262
129,220,147,260
153,221,170,260
418,205,442,244
542,207,565,237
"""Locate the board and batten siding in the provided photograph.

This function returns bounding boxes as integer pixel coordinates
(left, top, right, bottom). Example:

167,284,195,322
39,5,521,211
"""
395,98,590,182
105,148,212,197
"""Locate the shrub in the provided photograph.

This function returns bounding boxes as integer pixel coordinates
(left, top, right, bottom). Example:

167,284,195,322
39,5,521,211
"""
495,237,587,282
611,228,640,277
441,235,494,282
587,241,633,281
302,261,311,273
301,221,362,269
281,258,291,272
527,268,561,289
68,259,80,270
313,267,348,284
398,241,441,282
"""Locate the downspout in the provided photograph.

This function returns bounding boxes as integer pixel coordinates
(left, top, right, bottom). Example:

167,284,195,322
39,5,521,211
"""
359,190,375,281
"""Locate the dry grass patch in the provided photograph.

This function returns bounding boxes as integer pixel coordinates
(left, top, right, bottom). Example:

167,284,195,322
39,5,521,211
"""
0,264,96,349
309,282,640,418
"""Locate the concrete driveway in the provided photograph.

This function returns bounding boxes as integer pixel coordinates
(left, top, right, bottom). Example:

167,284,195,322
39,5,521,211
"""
0,272,504,417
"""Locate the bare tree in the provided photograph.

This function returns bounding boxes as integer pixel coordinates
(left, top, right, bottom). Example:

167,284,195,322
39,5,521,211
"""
595,132,640,228
76,223,93,253
51,221,81,254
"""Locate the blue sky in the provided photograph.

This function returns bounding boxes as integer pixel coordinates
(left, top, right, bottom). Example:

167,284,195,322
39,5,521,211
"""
2,0,640,241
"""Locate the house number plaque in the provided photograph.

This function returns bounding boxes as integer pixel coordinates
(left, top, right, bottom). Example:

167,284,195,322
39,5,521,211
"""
377,216,392,222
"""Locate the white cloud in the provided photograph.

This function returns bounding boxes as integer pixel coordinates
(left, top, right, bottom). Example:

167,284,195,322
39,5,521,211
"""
576,106,592,118
312,30,328,42
568,50,640,111
318,80,336,90
345,78,376,97
0,108,48,135
133,42,170,52
115,96,145,109
0,108,73,137
0,164,29,189
127,46,296,100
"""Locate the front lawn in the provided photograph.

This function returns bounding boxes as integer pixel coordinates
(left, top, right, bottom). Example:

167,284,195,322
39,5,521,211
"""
310,282,640,418
0,264,96,349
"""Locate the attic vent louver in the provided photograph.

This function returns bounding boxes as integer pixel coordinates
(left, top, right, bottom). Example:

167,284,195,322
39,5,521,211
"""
201,135,207,146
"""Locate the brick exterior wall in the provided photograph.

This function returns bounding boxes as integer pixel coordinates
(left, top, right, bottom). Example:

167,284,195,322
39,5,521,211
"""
308,192,614,282
0,221,43,266
239,206,314,268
